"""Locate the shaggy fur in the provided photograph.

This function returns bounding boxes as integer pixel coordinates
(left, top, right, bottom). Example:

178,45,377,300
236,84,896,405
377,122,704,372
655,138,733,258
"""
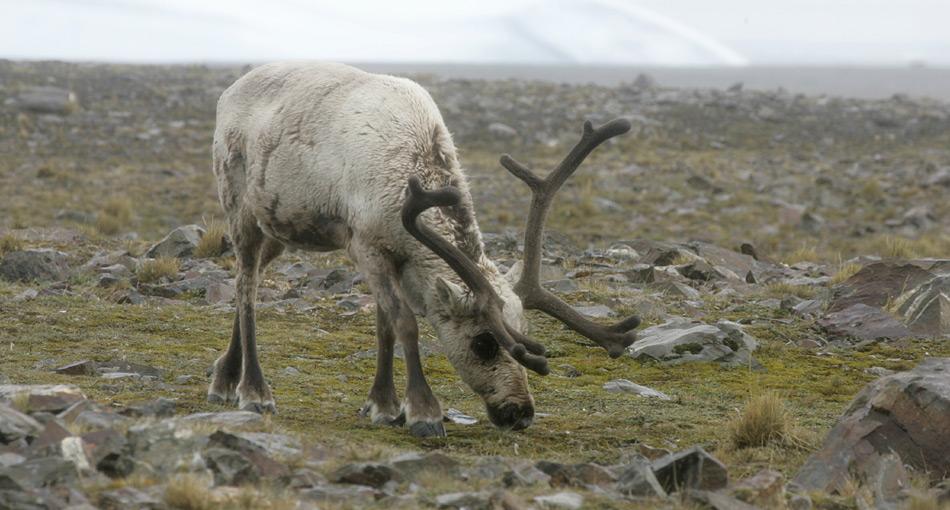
208,62,534,436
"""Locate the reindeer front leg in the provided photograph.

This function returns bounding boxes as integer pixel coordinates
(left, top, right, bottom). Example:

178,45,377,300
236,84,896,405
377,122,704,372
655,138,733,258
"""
357,248,445,437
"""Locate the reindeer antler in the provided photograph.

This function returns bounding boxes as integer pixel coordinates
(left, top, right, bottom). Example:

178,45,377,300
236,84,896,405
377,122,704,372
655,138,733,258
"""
402,177,550,375
500,119,641,358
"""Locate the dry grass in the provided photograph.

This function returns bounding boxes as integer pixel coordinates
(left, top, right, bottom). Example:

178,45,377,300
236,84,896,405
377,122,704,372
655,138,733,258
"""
195,217,229,259
730,391,809,450
764,282,818,300
830,262,863,285
164,474,215,510
137,257,180,284
0,234,23,257
96,196,134,235
784,244,822,264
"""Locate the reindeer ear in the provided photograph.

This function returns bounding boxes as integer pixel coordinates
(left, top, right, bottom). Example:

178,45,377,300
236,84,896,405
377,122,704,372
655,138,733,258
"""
504,260,523,285
434,277,466,308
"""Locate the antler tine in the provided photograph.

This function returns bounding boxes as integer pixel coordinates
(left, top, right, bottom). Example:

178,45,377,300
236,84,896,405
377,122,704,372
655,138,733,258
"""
501,119,641,358
401,177,549,375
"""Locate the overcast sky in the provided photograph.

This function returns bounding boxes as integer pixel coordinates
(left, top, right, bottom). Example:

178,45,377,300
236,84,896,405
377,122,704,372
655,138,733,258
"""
1,0,946,66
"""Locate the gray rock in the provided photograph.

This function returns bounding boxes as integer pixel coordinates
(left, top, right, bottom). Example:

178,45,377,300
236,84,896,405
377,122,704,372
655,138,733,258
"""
390,452,459,479
730,468,785,508
300,483,377,504
487,122,518,138
444,408,478,425
603,379,671,400
16,86,79,115
0,404,42,444
534,491,584,509
503,463,551,487
892,275,949,336
652,446,728,493
628,318,757,366
144,224,205,259
0,249,69,282
573,304,615,318
649,281,701,299
98,487,162,509
436,491,493,509
615,457,666,497
818,303,911,341
177,411,264,428
332,462,401,488
793,358,950,490
535,461,616,488
685,489,758,510
205,447,259,486
828,262,933,313
0,457,78,490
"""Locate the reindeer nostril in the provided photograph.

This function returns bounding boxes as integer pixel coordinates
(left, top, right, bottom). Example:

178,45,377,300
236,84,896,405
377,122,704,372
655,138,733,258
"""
487,402,534,430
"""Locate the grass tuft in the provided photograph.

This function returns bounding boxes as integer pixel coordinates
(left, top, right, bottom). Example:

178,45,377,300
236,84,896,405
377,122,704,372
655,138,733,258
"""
195,217,229,259
764,282,818,300
0,234,23,257
137,257,180,284
96,196,134,235
730,391,809,449
784,244,822,264
164,474,215,510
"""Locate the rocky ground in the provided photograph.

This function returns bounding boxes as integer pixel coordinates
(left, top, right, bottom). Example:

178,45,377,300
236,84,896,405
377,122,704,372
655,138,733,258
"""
1,61,949,509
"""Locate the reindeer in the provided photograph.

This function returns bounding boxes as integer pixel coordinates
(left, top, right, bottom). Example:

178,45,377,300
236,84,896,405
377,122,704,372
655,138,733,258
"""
208,62,640,437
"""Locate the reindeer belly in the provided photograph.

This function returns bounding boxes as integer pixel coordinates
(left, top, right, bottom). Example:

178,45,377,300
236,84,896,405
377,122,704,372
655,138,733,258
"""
251,188,352,252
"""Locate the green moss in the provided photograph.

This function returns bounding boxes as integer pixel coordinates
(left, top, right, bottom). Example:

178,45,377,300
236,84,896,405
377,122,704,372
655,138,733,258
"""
673,343,704,355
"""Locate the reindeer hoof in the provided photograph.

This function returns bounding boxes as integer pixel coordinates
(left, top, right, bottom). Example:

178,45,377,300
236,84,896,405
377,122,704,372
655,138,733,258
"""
409,420,446,438
241,401,277,414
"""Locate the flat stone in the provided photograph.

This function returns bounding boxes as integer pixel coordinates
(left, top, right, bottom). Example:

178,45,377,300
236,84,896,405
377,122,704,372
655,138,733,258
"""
573,304,615,318
390,452,459,479
603,379,672,400
178,411,263,428
54,360,99,376
535,461,616,488
818,303,912,341
534,491,584,509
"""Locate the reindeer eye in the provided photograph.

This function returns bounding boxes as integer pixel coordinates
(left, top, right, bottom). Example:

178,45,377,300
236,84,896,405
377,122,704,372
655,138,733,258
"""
471,332,499,361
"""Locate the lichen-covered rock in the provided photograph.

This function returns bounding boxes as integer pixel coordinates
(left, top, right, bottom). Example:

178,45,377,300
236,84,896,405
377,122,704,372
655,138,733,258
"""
331,462,401,488
615,457,666,497
628,318,757,366
0,249,69,282
793,358,950,491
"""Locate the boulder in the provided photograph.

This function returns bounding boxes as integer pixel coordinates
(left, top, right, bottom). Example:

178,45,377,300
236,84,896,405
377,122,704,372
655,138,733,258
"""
793,358,950,491
651,446,728,493
892,275,950,336
0,404,42,444
628,318,757,366
615,457,666,497
828,262,934,313
730,469,785,508
144,225,205,259
16,86,79,115
0,249,69,282
817,303,911,341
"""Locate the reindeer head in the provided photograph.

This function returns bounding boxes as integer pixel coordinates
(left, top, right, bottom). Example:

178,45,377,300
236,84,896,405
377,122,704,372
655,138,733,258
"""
402,119,642,431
